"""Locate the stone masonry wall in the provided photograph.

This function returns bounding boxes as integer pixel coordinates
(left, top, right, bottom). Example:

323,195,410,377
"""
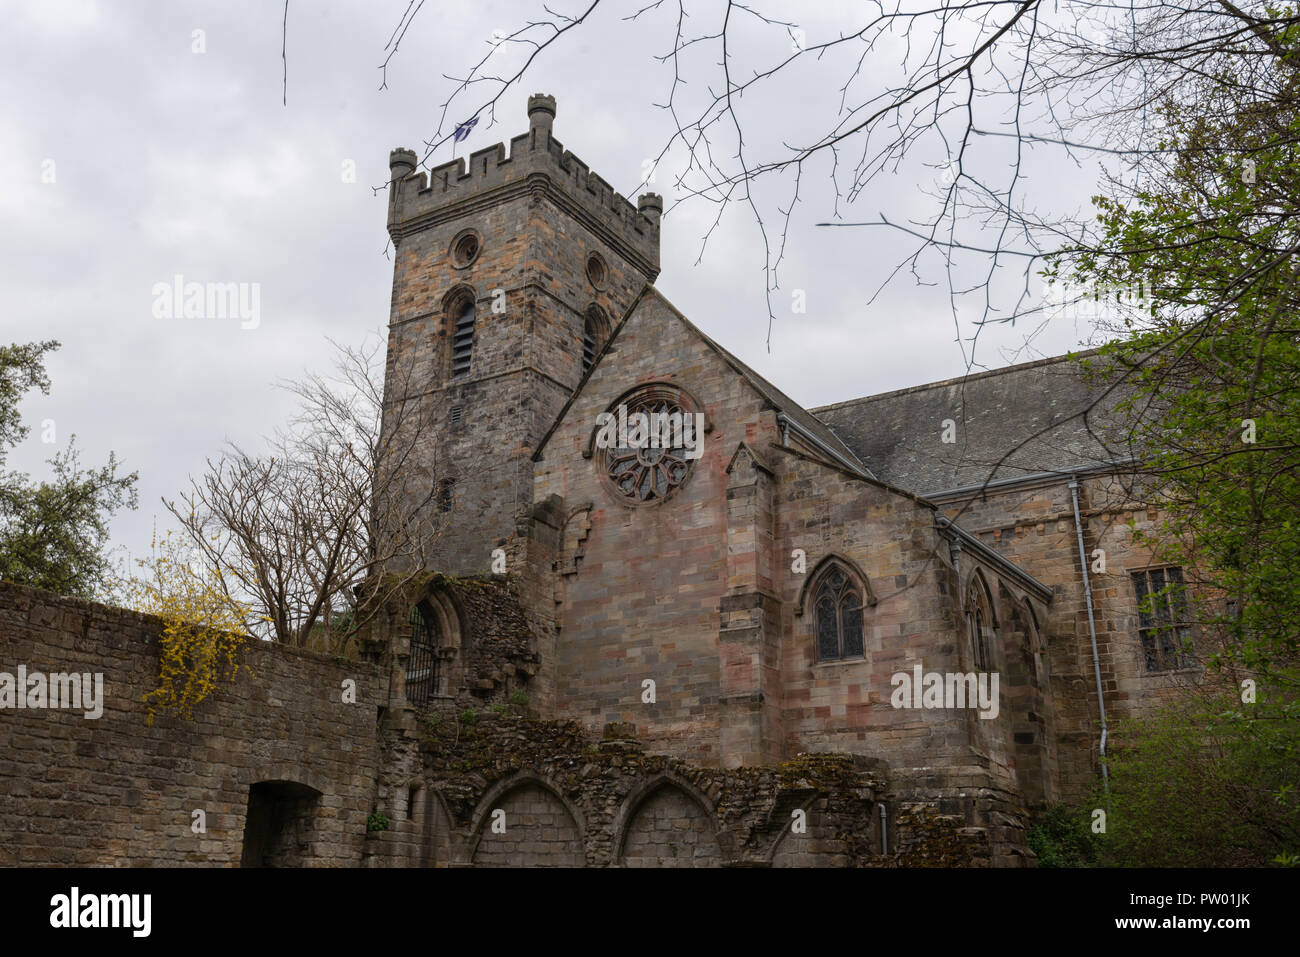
367,712,920,867
382,99,657,581
933,472,1200,802
532,293,771,761
0,582,382,866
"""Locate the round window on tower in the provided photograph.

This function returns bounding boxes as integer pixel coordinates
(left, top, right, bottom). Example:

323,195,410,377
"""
586,251,608,290
450,229,482,269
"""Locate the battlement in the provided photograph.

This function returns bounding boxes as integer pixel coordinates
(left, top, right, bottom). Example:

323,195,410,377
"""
387,95,661,273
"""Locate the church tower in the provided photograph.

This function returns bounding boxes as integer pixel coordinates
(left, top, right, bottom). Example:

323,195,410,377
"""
382,95,662,575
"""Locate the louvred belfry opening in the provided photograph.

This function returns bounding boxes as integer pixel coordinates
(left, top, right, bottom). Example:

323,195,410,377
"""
452,300,476,377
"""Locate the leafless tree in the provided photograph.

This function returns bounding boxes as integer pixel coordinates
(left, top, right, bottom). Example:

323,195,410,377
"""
366,1,1297,362
167,332,447,655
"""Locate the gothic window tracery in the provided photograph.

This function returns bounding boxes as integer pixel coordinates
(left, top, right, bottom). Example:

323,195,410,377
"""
813,564,865,662
596,385,698,505
966,575,995,672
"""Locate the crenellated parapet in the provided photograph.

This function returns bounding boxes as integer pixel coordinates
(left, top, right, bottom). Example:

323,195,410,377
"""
387,94,661,276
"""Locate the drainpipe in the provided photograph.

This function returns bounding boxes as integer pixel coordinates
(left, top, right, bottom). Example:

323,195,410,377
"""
1069,478,1109,795
879,804,889,855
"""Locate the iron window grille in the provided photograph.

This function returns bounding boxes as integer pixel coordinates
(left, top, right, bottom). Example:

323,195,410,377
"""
405,604,440,706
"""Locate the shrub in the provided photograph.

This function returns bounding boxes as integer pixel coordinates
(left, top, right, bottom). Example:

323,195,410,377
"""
1026,804,1100,868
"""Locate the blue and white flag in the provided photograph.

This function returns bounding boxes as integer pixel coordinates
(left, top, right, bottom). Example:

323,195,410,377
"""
453,116,479,142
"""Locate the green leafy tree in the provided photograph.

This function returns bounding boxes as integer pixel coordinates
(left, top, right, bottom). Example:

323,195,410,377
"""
1097,693,1300,866
1051,13,1300,865
0,340,138,597
1062,62,1300,677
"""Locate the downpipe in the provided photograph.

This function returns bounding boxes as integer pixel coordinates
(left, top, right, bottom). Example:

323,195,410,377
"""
1069,478,1109,795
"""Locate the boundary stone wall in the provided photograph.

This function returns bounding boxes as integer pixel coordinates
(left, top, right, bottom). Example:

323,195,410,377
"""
0,582,382,866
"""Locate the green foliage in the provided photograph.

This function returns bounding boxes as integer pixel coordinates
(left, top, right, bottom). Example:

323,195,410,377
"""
0,340,57,461
1060,70,1300,679
459,708,477,726
1050,17,1300,868
0,340,138,598
1098,692,1300,866
489,702,509,717
1026,804,1101,868
366,811,389,832
0,439,138,597
508,689,529,708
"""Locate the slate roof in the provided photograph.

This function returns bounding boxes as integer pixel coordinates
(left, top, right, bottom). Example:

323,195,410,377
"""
811,351,1134,495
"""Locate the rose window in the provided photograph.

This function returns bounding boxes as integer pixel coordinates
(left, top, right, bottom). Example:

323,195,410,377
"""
598,387,698,504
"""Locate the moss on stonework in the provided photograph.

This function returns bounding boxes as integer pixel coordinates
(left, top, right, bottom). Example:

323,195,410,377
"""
409,710,894,865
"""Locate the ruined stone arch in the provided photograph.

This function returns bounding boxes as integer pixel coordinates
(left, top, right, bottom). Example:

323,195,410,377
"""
241,763,331,797
238,766,327,868
409,784,455,867
613,774,723,867
407,582,467,702
467,772,585,867
764,793,823,866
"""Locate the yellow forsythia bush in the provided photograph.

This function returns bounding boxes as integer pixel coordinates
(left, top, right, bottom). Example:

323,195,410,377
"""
108,530,251,724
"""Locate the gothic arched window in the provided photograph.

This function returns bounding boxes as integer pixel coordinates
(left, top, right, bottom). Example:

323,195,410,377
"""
966,575,995,672
406,603,441,706
813,564,865,662
582,305,608,375
970,609,989,672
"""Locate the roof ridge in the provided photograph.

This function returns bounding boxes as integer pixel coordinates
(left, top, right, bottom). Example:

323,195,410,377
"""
643,292,867,470
810,347,1101,413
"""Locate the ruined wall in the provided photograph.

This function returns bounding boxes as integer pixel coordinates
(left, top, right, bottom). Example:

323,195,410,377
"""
0,582,381,866
366,712,923,867
469,781,585,866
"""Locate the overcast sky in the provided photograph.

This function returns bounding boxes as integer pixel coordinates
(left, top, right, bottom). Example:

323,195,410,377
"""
0,0,1109,571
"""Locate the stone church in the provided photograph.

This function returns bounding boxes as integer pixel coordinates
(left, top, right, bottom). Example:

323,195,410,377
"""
363,94,1186,867
0,95,1191,869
